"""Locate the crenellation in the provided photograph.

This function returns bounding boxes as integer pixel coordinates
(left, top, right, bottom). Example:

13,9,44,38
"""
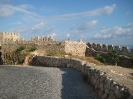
44,36,48,41
1,32,133,56
97,44,102,51
108,45,113,52
114,45,120,52
102,44,107,52
87,42,92,48
92,43,97,50
121,46,128,55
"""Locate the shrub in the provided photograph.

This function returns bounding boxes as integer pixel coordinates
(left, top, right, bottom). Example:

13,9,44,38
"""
16,46,25,52
29,47,36,52
108,51,119,65
96,54,106,63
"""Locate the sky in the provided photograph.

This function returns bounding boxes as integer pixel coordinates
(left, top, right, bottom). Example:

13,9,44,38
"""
0,0,133,46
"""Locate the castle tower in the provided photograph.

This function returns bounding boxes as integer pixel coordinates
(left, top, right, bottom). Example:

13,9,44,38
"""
0,32,20,45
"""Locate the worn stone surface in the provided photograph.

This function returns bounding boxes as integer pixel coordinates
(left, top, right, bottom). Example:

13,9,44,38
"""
0,65,99,99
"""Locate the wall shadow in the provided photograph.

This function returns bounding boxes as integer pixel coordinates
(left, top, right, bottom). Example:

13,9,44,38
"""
60,68,99,99
0,51,3,65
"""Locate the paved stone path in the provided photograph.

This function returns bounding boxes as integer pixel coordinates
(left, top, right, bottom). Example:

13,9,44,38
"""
0,66,99,99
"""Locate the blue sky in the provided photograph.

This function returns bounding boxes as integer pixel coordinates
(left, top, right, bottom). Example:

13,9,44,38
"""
0,0,133,46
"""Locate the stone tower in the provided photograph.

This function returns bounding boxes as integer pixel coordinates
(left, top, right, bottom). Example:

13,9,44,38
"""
0,32,20,45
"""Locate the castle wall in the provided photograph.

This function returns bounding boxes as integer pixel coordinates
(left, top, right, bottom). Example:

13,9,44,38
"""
0,32,19,45
86,42,133,56
65,40,86,56
86,42,133,68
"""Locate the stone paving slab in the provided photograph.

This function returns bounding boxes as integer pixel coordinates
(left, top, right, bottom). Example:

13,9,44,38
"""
0,66,99,99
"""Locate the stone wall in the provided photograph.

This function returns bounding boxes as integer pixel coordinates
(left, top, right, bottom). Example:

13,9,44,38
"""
0,32,19,45
65,40,86,56
86,43,133,68
29,56,133,99
86,42,133,56
1,40,86,56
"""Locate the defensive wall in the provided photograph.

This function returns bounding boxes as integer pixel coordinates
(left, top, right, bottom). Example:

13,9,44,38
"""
85,42,133,68
0,32,19,45
86,42,133,56
28,56,133,99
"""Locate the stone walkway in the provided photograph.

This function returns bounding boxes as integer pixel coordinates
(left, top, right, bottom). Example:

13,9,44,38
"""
0,66,99,99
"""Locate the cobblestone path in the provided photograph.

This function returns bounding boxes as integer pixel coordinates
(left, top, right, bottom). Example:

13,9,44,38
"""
0,66,99,99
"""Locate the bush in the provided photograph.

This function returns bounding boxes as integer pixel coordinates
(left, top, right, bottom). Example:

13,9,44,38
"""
108,51,119,65
16,46,25,52
29,47,36,52
96,54,106,63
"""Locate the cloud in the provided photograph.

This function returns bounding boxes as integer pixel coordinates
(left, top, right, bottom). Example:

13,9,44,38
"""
78,20,98,31
93,23,133,39
32,22,45,31
0,4,41,19
125,11,130,16
69,24,76,30
0,4,116,22
48,4,116,22
66,33,70,37
50,32,57,37
44,26,55,33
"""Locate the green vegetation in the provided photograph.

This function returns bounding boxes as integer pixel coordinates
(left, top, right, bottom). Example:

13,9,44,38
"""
108,51,119,65
131,54,133,59
16,46,26,52
47,52,72,56
29,47,36,52
96,54,106,63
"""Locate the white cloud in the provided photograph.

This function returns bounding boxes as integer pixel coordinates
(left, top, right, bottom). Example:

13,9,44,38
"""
50,32,57,37
0,4,116,22
0,4,41,19
103,4,116,15
125,11,130,16
78,20,98,30
93,23,133,39
44,26,55,33
32,22,45,31
66,33,70,37
69,24,76,30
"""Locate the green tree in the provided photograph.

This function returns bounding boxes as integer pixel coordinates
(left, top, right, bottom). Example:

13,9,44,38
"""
108,51,119,65
96,54,106,63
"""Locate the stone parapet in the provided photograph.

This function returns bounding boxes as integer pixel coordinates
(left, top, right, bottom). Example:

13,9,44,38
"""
29,56,133,99
87,42,133,55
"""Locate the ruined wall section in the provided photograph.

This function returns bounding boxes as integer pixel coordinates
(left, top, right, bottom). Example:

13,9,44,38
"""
65,40,86,56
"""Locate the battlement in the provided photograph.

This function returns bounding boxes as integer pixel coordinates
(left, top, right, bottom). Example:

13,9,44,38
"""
0,32,20,45
87,42,133,55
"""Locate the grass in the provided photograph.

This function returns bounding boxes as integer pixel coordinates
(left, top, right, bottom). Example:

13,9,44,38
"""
46,51,104,65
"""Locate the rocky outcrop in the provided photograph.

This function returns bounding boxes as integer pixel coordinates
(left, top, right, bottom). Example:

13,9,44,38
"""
29,56,133,99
